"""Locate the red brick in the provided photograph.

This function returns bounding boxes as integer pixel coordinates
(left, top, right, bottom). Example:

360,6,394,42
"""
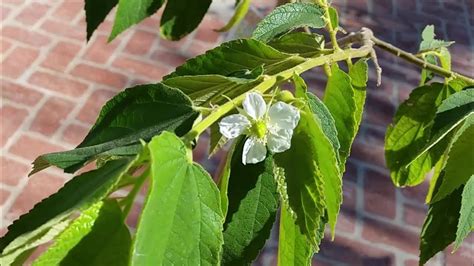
0,189,10,205
7,172,64,221
30,97,75,136
319,235,395,265
364,169,396,219
0,106,28,147
342,180,357,209
365,93,395,127
71,64,128,88
9,135,63,161
403,204,426,228
401,180,429,204
2,26,50,47
195,15,224,43
15,2,50,25
362,217,419,254
125,30,156,55
112,57,168,80
1,6,10,21
151,49,188,68
29,71,88,97
0,156,30,186
126,202,143,229
1,46,39,78
351,140,386,168
2,80,43,106
0,39,12,54
77,89,115,124
40,19,85,40
84,35,120,64
335,209,356,233
62,123,89,145
445,245,474,266
160,35,189,50
53,1,84,21
41,41,82,72
185,40,215,57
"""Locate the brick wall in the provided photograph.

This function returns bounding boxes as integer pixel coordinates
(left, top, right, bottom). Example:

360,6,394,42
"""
0,0,472,265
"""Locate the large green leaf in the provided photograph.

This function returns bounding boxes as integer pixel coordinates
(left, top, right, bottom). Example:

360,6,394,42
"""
385,83,455,186
131,132,223,265
278,205,314,266
33,200,131,266
454,176,474,250
431,121,474,202
160,0,212,40
109,0,164,41
84,0,117,40
420,186,462,265
268,32,325,57
31,84,198,174
349,59,369,131
0,158,134,261
221,138,279,265
252,2,325,42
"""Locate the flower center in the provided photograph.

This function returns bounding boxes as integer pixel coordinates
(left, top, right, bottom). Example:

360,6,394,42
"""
250,120,267,139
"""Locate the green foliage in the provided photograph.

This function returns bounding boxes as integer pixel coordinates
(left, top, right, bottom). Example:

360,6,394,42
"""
216,0,251,32
419,25,454,84
221,138,279,265
252,2,325,42
268,32,325,57
455,176,474,250
84,0,117,40
131,132,223,265
31,84,198,174
33,200,131,266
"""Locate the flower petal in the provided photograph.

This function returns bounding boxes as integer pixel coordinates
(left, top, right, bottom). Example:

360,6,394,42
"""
268,101,300,131
243,92,267,120
267,128,292,153
219,114,250,139
242,137,267,165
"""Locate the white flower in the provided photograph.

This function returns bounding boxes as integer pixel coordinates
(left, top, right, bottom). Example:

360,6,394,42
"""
219,92,300,165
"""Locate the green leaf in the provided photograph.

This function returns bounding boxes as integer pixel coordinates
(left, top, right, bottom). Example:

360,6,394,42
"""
277,205,314,266
84,0,117,40
221,138,279,265
209,122,228,157
419,25,454,52
131,132,223,265
385,83,455,186
419,25,454,84
31,84,198,174
420,186,462,265
454,176,474,250
349,59,369,131
431,121,474,202
0,158,134,260
437,88,474,114
216,0,251,32
33,200,131,266
323,64,358,165
252,2,325,42
328,6,339,29
268,32,325,57
217,138,242,217
109,0,164,41
160,0,212,40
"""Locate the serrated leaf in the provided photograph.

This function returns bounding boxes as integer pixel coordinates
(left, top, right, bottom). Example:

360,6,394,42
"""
268,32,325,57
84,0,117,40
221,138,279,265
437,88,474,114
385,83,456,186
31,84,198,174
431,121,474,202
109,0,164,41
420,186,462,265
454,176,474,250
160,0,212,40
0,158,134,260
252,2,325,42
216,0,251,32
131,132,223,265
277,205,314,266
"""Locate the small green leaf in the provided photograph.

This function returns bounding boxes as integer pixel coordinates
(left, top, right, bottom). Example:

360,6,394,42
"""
221,138,279,265
0,158,134,260
31,84,198,174
160,0,212,40
328,6,339,29
420,186,462,265
216,0,251,32
385,83,455,186
419,25,454,52
349,59,369,132
84,0,117,40
454,176,474,250
268,32,325,57
131,132,223,265
277,205,314,266
252,2,325,42
419,25,454,84
109,0,164,41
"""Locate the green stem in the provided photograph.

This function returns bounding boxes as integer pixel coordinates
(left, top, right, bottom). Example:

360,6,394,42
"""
122,167,150,219
318,0,340,51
